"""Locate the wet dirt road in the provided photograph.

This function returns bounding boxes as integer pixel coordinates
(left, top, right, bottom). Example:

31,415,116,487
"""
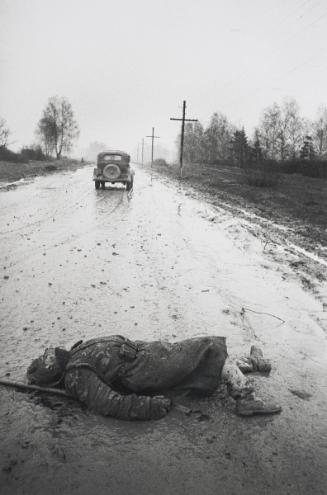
0,164,326,495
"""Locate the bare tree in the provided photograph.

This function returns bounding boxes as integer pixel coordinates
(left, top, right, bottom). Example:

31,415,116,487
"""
280,99,304,159
183,123,198,163
204,112,234,162
37,96,79,158
312,106,327,158
258,99,304,160
180,122,206,164
300,135,315,160
250,128,263,163
0,117,10,148
258,103,281,159
193,122,205,162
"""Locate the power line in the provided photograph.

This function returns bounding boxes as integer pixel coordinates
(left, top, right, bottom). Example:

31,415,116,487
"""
222,5,327,112
211,0,321,98
224,47,327,113
146,127,160,167
218,1,327,112
170,100,198,178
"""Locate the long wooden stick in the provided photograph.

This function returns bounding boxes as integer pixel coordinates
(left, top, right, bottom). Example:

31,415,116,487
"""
0,379,194,416
0,379,70,398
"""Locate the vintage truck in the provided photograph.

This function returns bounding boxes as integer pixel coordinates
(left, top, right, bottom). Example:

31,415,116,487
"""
93,150,134,190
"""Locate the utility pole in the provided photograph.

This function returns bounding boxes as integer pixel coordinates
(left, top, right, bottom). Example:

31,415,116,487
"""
136,143,140,162
141,138,144,165
146,127,160,167
170,100,198,178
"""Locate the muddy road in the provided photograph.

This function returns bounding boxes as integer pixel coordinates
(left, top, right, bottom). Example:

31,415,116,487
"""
0,164,326,495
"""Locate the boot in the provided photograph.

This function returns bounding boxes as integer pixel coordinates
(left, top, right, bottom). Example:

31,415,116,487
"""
250,345,271,373
236,396,282,416
235,356,254,374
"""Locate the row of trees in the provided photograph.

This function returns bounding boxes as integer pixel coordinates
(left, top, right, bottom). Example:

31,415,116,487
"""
0,96,79,159
181,99,327,166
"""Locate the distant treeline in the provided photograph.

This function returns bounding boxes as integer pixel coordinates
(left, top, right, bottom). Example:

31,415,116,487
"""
258,158,327,179
178,98,327,178
0,146,48,163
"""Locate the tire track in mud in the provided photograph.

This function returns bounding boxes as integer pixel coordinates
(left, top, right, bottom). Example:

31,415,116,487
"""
0,188,127,270
154,171,327,345
209,199,327,269
187,180,327,316
130,174,286,348
155,169,327,268
0,184,94,238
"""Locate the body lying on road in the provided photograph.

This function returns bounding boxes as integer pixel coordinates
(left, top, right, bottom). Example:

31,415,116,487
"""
27,335,281,420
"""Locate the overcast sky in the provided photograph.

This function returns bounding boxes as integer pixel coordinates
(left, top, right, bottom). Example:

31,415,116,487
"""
1,0,327,159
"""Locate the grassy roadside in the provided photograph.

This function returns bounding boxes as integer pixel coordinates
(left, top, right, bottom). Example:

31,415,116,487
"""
0,158,87,183
145,161,327,255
